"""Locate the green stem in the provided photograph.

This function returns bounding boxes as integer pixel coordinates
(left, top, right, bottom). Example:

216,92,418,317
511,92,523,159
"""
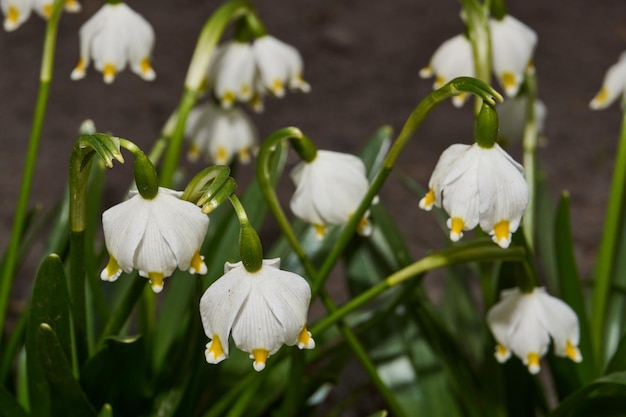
312,241,526,334
229,195,263,272
314,77,501,298
522,70,538,252
0,0,64,344
591,106,626,368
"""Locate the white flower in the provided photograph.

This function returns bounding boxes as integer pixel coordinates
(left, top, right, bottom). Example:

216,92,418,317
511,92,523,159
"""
185,102,257,165
290,150,372,239
2,0,32,31
419,34,475,107
496,95,547,144
207,35,309,111
487,287,582,374
32,0,80,19
100,187,209,293
490,15,538,97
71,2,155,84
200,258,315,372
589,51,626,110
419,143,528,248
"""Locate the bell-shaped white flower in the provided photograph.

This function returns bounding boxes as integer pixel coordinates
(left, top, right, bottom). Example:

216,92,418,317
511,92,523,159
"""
185,102,257,165
100,187,209,293
419,143,528,248
290,150,372,239
589,51,626,110
207,35,309,111
200,258,315,372
2,0,32,31
32,0,80,19
496,95,547,144
71,2,155,84
487,287,582,374
490,15,538,97
419,34,475,107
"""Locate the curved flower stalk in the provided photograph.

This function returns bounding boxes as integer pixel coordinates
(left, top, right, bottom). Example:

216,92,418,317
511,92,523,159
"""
185,102,257,165
208,35,310,111
420,14,536,103
100,187,209,293
290,150,374,239
419,142,528,248
487,287,582,374
2,0,79,31
70,2,155,83
200,258,314,371
589,51,626,110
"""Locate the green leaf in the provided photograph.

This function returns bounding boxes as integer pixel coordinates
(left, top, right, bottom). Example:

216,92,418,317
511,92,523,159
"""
358,125,393,180
81,336,150,416
366,411,388,417
0,384,29,417
38,324,96,417
547,372,626,417
96,404,112,417
605,332,626,375
26,254,72,417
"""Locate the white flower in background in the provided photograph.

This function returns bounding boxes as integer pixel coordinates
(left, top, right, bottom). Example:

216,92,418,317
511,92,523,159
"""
100,187,209,293
290,150,372,239
32,0,80,18
497,95,547,144
589,51,626,110
487,287,582,374
186,102,257,165
208,35,310,111
419,34,475,107
419,143,528,248
490,15,538,97
2,0,32,31
71,2,155,84
200,258,315,372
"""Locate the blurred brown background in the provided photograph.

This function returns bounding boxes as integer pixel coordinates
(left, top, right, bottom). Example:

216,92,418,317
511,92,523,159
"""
1,0,625,312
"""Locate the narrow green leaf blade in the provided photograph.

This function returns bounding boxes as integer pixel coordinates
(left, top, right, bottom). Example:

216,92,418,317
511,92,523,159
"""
0,383,29,417
547,372,626,417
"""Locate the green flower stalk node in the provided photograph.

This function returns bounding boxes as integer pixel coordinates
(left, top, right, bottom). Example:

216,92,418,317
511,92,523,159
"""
133,151,159,200
475,102,499,148
230,195,263,272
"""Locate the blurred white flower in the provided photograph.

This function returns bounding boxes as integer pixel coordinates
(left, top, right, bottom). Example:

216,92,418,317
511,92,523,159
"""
490,15,538,97
100,187,209,293
200,258,314,372
497,95,547,144
2,0,32,31
419,34,475,107
290,150,372,239
419,143,528,248
32,0,80,19
487,287,582,374
185,102,257,165
71,2,155,84
208,35,309,111
589,51,626,110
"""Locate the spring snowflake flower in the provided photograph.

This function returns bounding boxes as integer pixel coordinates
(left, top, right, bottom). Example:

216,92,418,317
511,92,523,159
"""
419,143,528,248
208,35,309,110
490,15,538,97
186,102,257,165
496,95,547,144
589,51,626,110
487,287,582,374
200,258,315,372
2,0,80,31
100,187,209,293
290,150,372,239
71,2,155,84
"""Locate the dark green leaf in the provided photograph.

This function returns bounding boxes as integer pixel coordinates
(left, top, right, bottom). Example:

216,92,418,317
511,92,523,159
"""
38,324,96,417
547,372,626,417
96,404,112,417
0,384,28,417
605,332,626,375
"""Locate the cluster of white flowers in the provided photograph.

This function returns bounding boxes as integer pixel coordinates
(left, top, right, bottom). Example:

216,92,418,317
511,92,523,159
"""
207,35,310,111
420,14,537,106
1,0,80,31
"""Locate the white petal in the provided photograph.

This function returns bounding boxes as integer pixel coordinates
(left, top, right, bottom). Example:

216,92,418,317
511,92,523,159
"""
589,52,626,110
2,0,32,31
213,41,256,106
535,288,581,357
425,143,470,208
424,34,474,95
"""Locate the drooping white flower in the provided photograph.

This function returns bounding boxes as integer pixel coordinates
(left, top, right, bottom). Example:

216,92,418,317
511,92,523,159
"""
2,0,32,31
32,0,80,19
290,150,372,239
490,15,538,97
589,51,626,110
496,95,547,144
487,287,582,374
419,34,475,107
185,102,257,165
71,2,155,84
419,143,528,248
100,187,209,293
200,258,315,371
207,35,309,111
